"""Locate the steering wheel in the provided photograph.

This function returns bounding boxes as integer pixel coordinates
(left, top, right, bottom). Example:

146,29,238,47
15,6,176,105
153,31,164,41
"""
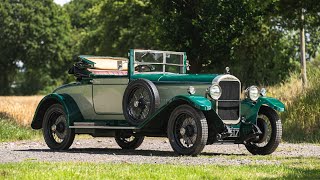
135,65,154,72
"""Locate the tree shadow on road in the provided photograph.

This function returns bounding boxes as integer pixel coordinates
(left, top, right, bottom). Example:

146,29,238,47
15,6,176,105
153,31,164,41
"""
15,148,247,157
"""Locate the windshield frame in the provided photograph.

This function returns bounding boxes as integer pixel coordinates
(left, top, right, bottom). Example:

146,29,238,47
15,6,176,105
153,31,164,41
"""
132,49,186,75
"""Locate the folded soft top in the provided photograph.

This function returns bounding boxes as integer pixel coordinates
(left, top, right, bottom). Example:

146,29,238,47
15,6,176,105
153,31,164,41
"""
68,55,129,80
78,55,128,70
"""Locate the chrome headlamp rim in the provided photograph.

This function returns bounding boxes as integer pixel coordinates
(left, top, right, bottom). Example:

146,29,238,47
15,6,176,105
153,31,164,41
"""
246,85,260,101
208,84,222,100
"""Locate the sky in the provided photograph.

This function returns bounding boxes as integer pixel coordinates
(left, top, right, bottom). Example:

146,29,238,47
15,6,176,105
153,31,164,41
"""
54,0,70,6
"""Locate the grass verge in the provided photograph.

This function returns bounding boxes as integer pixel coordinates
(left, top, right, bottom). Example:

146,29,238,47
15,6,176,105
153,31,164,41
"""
0,157,319,179
0,118,40,142
268,60,320,143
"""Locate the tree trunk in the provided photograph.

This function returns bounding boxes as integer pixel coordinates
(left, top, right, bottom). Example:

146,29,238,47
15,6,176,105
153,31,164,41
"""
0,72,11,95
300,9,308,89
189,55,202,73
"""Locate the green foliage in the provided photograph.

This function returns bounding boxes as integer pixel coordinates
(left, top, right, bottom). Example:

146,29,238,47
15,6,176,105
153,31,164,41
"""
0,0,73,95
0,158,320,179
69,0,159,57
1,0,320,93
153,0,302,85
0,118,39,142
276,0,320,59
232,24,300,85
154,0,256,73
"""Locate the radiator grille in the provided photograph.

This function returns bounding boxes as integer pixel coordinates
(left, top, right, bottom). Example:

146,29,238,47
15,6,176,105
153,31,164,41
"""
217,80,240,121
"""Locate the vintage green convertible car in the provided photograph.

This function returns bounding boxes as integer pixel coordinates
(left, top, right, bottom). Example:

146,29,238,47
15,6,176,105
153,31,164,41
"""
31,49,284,156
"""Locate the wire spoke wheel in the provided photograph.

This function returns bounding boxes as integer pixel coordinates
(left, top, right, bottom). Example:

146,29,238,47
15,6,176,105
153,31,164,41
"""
123,79,160,126
128,86,151,121
42,104,75,150
115,131,144,150
167,104,208,156
49,115,67,143
245,106,282,155
254,115,272,147
174,115,197,148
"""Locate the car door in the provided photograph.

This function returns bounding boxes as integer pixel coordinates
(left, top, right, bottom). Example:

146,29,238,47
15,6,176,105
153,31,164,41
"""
92,78,129,114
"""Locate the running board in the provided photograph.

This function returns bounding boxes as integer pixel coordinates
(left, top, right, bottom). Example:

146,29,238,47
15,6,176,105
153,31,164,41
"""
69,122,139,130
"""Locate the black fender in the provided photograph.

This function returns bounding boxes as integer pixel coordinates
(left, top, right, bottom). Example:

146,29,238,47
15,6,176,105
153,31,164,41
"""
31,93,84,129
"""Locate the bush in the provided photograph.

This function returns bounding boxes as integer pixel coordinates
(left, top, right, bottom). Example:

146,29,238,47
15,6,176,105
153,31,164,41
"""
269,60,320,143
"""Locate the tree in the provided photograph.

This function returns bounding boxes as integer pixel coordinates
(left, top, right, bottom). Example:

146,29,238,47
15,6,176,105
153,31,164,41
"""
154,0,297,86
154,1,272,73
66,0,159,57
277,0,320,88
0,0,72,95
96,0,159,56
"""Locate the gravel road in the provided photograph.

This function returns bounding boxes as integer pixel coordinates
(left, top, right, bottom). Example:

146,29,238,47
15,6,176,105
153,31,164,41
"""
1,137,319,165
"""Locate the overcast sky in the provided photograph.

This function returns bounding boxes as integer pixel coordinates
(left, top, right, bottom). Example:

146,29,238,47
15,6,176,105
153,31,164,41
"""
54,0,70,6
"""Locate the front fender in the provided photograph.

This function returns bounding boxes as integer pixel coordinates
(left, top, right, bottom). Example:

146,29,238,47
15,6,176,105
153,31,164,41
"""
138,95,212,129
31,93,84,129
241,96,285,123
168,95,212,111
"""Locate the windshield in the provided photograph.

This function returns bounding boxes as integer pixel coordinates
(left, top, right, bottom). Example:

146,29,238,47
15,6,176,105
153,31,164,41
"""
134,50,185,74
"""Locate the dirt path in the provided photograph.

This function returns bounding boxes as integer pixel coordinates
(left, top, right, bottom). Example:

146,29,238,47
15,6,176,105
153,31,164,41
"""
1,137,319,165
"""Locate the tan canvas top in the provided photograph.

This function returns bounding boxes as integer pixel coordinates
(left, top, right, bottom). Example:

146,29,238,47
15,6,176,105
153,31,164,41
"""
86,57,128,70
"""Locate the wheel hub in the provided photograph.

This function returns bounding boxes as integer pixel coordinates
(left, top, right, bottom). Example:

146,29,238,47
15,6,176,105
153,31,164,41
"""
52,116,67,140
56,122,65,133
133,101,139,107
185,125,195,137
180,127,186,136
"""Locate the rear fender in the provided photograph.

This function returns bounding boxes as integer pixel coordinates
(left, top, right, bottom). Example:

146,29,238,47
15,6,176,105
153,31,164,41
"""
31,93,84,129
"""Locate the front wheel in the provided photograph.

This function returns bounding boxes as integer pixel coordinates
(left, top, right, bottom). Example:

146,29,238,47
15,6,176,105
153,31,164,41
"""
245,106,282,155
42,104,75,150
167,104,208,156
115,131,144,149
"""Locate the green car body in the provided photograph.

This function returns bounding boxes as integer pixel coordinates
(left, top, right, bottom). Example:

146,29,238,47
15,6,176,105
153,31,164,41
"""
31,49,285,156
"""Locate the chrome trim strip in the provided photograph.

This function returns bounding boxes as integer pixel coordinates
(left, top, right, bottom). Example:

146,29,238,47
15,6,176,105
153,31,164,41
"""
69,126,139,130
213,74,241,125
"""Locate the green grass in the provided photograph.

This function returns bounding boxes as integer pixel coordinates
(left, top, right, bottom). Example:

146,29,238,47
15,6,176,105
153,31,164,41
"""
0,157,319,179
0,118,40,142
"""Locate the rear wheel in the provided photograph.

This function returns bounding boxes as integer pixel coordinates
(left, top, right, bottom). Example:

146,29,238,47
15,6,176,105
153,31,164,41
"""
245,106,282,155
167,104,208,156
115,131,144,149
42,104,75,150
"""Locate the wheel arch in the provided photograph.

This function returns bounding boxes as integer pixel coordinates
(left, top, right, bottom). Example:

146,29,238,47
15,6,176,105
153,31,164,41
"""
241,96,284,124
139,95,212,131
31,93,84,129
258,97,285,112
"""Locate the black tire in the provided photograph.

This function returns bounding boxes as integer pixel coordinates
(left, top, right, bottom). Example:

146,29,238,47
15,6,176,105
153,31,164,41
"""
42,104,75,150
245,106,282,155
167,104,208,156
115,131,144,149
122,79,160,126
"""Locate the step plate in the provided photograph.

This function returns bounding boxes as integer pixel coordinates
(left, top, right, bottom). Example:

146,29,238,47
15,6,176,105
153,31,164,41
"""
69,122,138,130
